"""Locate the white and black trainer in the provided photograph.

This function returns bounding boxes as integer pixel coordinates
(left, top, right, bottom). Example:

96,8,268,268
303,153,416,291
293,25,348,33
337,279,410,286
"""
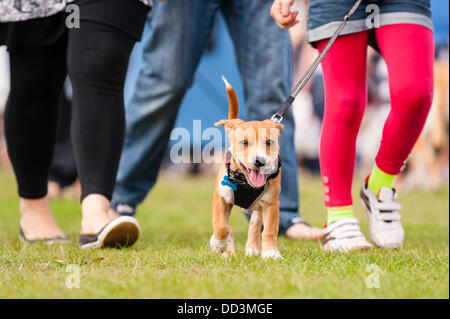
323,218,372,252
79,216,140,249
360,184,404,249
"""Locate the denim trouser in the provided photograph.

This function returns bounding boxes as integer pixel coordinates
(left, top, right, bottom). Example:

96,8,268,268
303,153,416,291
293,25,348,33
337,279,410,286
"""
111,0,307,234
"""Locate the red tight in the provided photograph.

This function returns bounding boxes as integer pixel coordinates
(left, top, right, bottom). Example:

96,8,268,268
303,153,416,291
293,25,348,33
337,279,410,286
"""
317,24,434,207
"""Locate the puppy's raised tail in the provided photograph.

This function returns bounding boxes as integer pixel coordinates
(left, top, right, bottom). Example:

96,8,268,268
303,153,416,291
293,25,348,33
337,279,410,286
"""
222,75,239,119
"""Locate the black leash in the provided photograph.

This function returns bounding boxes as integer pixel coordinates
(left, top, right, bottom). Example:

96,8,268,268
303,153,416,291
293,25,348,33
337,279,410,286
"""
271,0,364,123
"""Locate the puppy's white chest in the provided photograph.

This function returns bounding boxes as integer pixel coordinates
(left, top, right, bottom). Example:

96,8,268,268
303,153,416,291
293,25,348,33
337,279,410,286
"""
218,178,234,204
218,174,274,210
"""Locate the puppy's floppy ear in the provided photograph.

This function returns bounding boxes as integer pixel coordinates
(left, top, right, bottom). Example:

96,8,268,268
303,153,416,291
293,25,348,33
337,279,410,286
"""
214,119,244,128
263,119,284,132
215,119,230,127
272,123,284,138
275,123,284,132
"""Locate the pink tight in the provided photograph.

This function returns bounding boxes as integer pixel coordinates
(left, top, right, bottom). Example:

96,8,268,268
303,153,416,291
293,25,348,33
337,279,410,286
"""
317,24,434,207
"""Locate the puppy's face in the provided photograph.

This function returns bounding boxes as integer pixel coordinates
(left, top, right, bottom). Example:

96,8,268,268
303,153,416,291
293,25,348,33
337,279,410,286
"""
216,119,284,188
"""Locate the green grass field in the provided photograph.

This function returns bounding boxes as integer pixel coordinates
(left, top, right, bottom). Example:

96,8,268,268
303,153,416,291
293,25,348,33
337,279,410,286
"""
0,169,448,299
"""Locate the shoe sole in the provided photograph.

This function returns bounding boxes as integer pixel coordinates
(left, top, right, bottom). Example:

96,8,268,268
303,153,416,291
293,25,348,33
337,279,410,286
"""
19,230,71,245
103,220,139,248
376,243,402,249
80,216,139,250
323,243,372,252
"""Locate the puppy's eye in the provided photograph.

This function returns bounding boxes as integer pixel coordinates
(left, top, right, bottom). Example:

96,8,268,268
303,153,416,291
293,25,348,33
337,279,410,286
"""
266,140,274,146
240,140,249,146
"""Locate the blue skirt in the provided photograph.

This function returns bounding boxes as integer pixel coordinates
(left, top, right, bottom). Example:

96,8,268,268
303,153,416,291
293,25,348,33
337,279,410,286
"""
307,0,433,44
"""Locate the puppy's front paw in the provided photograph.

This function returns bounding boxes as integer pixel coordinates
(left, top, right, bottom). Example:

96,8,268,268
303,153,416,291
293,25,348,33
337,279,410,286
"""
210,235,229,253
221,250,235,258
261,250,283,260
245,247,261,257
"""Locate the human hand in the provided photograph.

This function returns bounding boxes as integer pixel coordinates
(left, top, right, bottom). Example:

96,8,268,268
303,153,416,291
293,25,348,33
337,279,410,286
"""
270,0,299,29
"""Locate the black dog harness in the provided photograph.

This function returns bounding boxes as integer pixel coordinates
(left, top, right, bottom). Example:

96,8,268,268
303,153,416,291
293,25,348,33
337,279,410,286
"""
221,151,281,210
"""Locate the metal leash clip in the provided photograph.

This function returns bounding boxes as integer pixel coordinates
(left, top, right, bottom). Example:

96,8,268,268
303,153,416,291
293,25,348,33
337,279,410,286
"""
270,114,283,123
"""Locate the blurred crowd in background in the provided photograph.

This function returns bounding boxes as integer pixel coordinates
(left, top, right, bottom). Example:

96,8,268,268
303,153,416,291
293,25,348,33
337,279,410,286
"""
0,0,448,198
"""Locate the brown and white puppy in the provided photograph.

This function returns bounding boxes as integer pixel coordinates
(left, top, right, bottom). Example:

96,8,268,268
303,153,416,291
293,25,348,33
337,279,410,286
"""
210,77,284,259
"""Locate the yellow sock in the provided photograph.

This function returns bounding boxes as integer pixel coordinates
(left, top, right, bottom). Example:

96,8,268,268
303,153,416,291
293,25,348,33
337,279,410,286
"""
367,164,396,195
327,206,354,225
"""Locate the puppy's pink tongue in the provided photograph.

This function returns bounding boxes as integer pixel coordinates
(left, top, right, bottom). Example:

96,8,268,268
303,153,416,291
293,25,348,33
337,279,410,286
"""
249,169,265,187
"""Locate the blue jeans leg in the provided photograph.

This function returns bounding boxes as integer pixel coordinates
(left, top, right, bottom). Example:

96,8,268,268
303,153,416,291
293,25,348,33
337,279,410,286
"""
221,0,307,234
111,0,220,214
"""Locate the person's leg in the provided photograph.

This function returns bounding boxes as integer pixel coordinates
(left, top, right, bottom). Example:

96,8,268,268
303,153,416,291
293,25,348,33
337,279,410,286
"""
4,37,67,239
368,24,434,192
67,21,137,234
317,31,374,251
221,0,321,239
111,0,221,214
49,87,78,197
317,31,368,222
358,24,434,249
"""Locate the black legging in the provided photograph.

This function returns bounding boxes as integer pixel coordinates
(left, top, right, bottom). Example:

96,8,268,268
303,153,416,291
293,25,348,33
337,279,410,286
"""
5,21,135,200
49,89,77,188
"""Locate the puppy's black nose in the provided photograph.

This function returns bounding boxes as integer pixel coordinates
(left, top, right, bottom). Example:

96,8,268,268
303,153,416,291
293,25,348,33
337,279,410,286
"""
254,157,267,168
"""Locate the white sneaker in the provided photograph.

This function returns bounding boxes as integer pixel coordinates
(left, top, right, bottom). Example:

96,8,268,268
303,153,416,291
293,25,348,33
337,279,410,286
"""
323,218,372,252
360,185,404,249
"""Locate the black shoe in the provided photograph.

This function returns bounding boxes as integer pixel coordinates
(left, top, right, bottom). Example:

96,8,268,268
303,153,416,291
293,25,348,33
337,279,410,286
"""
78,216,140,249
19,228,71,244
